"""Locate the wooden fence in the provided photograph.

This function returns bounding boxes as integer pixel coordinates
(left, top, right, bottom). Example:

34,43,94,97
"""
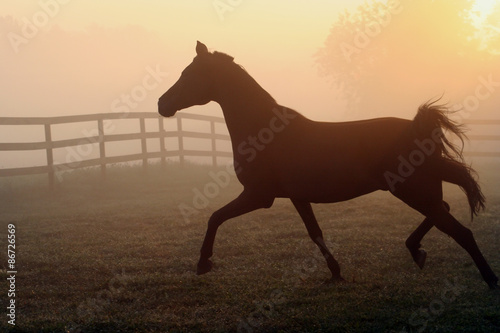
0,112,232,188
0,114,498,188
464,119,500,158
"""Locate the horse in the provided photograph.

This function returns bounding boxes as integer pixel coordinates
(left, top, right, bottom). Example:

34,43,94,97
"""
158,41,498,289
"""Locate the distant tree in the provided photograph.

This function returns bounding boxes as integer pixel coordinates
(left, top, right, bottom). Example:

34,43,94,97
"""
483,2,500,54
316,0,500,118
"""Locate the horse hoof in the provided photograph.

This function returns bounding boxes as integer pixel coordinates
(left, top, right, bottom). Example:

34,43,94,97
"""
487,278,499,290
412,249,427,270
197,259,213,275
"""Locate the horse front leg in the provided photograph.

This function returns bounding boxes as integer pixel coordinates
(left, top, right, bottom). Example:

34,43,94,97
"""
291,199,344,282
197,189,274,275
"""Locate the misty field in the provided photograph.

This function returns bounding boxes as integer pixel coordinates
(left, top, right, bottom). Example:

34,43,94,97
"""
0,162,499,332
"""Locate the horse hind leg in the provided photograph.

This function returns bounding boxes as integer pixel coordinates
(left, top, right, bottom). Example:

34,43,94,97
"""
406,201,450,269
429,207,498,289
291,199,344,282
392,176,497,288
406,218,431,270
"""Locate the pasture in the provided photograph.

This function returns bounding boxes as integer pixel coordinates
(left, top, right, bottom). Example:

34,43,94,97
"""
0,161,499,332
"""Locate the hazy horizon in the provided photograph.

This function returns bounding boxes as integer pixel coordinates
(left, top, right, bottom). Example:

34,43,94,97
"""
1,1,370,122
1,1,499,169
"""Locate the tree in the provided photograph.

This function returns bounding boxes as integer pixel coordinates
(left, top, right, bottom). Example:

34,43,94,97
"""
482,1,500,55
316,0,500,118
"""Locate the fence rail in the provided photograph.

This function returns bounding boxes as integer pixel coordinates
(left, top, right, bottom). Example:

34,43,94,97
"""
0,112,232,187
463,119,500,158
0,115,498,188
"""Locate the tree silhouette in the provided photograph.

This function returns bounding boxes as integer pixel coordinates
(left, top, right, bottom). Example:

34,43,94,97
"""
482,2,500,54
316,0,500,117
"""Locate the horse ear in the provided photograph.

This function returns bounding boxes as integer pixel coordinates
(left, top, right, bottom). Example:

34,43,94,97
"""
196,41,209,55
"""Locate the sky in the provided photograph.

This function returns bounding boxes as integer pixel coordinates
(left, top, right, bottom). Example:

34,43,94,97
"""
0,1,370,168
0,0,498,168
0,0,368,121
1,0,498,120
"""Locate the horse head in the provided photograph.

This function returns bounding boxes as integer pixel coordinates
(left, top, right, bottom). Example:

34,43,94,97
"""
158,41,233,117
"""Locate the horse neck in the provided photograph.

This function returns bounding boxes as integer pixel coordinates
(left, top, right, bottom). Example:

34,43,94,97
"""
213,64,279,141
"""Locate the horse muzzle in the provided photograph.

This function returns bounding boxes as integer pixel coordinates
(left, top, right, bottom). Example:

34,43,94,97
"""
158,99,178,117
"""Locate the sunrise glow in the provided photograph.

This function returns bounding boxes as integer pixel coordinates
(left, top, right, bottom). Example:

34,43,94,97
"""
471,0,497,26
1,1,500,332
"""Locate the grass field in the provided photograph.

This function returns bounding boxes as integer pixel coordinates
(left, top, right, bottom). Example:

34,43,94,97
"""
0,161,499,332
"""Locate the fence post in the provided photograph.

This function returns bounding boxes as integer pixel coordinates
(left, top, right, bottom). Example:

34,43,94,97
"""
44,123,54,189
140,117,148,171
97,118,106,182
0,113,234,186
158,117,166,167
177,116,184,167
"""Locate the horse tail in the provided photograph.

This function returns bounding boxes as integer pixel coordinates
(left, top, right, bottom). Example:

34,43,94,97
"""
412,99,485,219
437,158,485,219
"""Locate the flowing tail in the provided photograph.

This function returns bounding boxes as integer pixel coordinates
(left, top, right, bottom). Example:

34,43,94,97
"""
412,100,485,219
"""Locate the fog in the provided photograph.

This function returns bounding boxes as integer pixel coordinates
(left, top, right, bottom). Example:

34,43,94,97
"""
1,0,499,169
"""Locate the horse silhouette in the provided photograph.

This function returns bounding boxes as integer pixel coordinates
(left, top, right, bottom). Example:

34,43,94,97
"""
158,41,498,289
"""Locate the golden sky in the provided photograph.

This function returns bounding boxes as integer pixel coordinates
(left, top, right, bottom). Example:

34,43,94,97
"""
0,1,497,120
1,1,369,120
1,1,498,168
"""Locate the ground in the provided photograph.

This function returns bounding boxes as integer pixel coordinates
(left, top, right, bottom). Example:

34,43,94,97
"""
0,161,499,332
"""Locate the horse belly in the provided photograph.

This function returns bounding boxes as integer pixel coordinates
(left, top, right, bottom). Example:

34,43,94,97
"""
300,180,380,203
276,162,383,203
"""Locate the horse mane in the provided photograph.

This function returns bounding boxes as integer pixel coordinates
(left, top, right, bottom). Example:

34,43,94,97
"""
211,51,277,106
213,51,234,62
